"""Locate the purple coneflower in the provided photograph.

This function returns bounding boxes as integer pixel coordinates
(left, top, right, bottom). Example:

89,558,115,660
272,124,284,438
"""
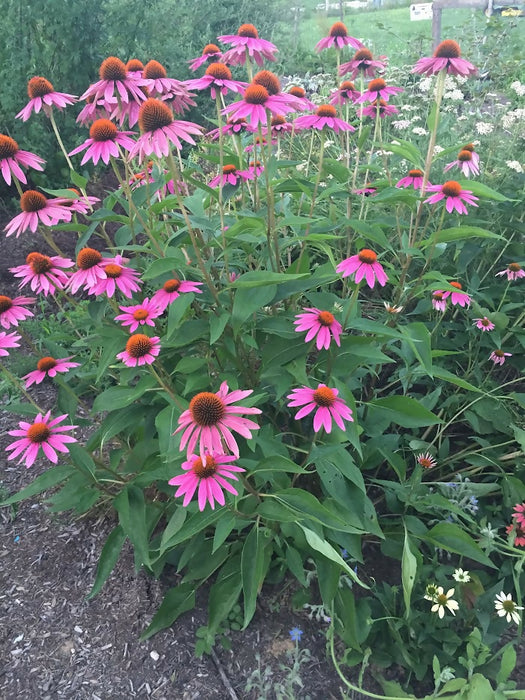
67,248,109,294
0,134,45,186
512,503,525,528
151,277,203,313
23,356,80,388
474,317,494,332
188,44,223,71
125,58,145,78
353,184,376,196
186,62,247,99
208,164,254,188
6,411,77,468
442,281,471,308
243,160,264,178
496,263,525,281
357,78,403,103
294,104,355,133
10,252,73,297
129,98,202,162
0,331,21,357
69,118,135,165
4,190,72,238
339,47,386,79
114,297,163,333
207,117,251,140
396,169,427,190
412,40,476,77
175,382,262,460
431,291,447,312
287,384,353,433
223,84,291,128
336,249,388,288
169,452,245,511
315,21,363,52
490,349,512,366
0,295,34,329
76,95,111,126
359,98,398,119
263,115,294,135
219,23,278,67
424,181,478,215
287,86,317,111
416,452,437,469
142,60,192,101
117,334,161,367
444,149,480,177
294,308,342,350
80,57,147,106
329,81,361,106
16,77,76,122
89,255,142,299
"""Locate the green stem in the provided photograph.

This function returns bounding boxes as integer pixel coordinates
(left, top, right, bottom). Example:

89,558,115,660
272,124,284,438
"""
49,111,75,172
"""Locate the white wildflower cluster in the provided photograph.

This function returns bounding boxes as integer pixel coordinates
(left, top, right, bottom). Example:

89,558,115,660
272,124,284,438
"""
391,119,411,130
418,77,432,93
506,160,524,173
412,126,427,136
457,115,469,121
502,108,525,130
476,122,494,135
510,80,525,97
401,104,418,112
444,89,464,101
433,145,444,155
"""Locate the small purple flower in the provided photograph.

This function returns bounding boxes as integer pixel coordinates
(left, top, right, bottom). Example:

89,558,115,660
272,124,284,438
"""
289,627,303,642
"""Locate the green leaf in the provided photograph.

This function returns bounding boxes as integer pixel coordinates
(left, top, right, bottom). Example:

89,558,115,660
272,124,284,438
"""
249,455,309,475
463,673,496,699
167,293,195,338
299,526,369,589
0,464,73,506
432,366,483,393
67,444,96,480
212,514,237,554
232,285,276,332
367,396,442,428
208,557,243,636
241,523,267,628
457,180,511,202
140,583,195,640
155,508,222,553
421,226,504,247
114,486,151,567
384,139,421,166
285,545,307,586
402,527,418,619
159,508,187,553
496,644,516,685
399,322,433,376
269,488,363,533
142,256,185,281
209,313,230,344
231,271,308,288
425,522,495,568
92,378,155,413
86,525,127,599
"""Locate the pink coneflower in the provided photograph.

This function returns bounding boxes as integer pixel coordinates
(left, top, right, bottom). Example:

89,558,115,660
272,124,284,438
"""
89,255,142,298
353,184,376,196
22,356,80,388
489,349,512,366
287,384,353,434
151,277,203,312
329,81,361,106
444,149,480,177
188,44,223,71
4,190,72,238
68,247,108,294
116,333,161,367
186,62,247,99
263,115,294,135
294,104,355,133
0,134,45,186
424,181,478,215
474,317,495,332
222,75,301,127
128,98,202,162
6,411,77,468
114,297,162,332
169,452,245,511
0,331,21,357
252,71,305,112
460,142,480,167
209,164,254,188
512,503,525,528
506,522,525,548
431,291,447,312
412,40,477,77
80,57,147,106
125,58,145,77
339,47,386,79
219,23,278,67
10,252,73,297
76,95,111,126
294,308,342,350
241,160,264,178
286,86,317,111
315,21,363,52
61,190,100,216
0,295,35,329
142,60,190,100
336,249,388,288
416,452,437,469
244,135,272,153
69,118,136,165
175,382,262,460
207,116,251,140
442,281,471,308
16,77,77,122
396,169,426,190
357,78,403,103
359,98,398,119
496,263,525,282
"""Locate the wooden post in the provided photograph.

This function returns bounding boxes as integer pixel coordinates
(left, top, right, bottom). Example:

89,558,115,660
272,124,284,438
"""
431,0,520,48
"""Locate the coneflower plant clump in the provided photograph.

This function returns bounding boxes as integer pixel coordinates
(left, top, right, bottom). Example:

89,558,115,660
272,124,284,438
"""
1,23,523,696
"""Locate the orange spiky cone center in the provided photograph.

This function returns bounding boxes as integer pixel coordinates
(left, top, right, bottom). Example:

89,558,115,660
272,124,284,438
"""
358,249,377,264
77,248,102,270
0,134,19,158
99,57,127,81
313,386,336,407
189,392,226,426
434,40,461,58
89,118,118,142
28,77,54,98
20,190,47,212
37,356,57,371
138,98,173,132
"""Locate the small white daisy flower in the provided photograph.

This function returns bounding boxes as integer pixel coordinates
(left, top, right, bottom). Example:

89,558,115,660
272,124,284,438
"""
424,582,440,602
495,592,523,625
452,568,471,583
430,587,459,618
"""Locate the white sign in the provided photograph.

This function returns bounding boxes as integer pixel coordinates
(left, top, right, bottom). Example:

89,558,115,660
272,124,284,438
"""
410,3,433,20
